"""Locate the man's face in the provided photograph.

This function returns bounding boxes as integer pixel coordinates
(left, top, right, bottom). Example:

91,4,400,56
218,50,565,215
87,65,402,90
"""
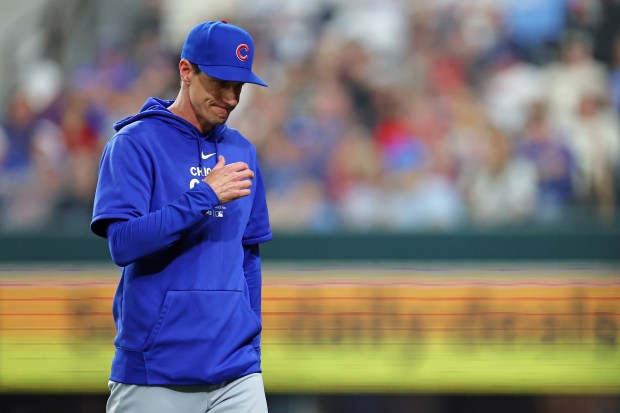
189,71,244,132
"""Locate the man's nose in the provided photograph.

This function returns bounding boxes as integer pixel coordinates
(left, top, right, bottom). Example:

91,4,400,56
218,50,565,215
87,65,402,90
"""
222,88,239,107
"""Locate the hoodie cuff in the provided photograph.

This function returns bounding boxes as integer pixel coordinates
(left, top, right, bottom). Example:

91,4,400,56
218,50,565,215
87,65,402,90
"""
196,181,221,206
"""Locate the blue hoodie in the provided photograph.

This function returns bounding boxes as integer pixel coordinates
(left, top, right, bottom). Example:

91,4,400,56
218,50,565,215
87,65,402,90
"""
91,97,271,385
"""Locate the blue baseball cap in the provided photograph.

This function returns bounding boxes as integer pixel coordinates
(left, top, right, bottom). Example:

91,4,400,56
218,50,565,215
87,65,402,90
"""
181,20,267,87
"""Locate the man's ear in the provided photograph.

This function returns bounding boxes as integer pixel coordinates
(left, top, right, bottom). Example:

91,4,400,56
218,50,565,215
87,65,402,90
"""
179,59,193,85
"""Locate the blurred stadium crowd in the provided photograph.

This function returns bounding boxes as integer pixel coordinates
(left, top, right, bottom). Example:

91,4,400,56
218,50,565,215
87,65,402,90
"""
0,0,619,233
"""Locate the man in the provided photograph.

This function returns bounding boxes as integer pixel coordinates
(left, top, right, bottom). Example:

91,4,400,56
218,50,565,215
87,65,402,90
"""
91,20,271,412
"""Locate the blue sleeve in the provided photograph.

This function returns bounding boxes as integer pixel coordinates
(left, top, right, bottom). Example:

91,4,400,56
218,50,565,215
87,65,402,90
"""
106,183,220,267
244,243,262,358
242,160,272,245
91,132,220,266
91,133,153,237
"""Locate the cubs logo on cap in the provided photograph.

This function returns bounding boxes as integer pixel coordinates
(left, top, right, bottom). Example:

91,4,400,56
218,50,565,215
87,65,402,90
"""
181,20,267,87
236,44,249,61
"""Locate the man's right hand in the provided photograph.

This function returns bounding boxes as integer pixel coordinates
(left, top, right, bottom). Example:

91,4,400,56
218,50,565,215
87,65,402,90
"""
203,155,254,204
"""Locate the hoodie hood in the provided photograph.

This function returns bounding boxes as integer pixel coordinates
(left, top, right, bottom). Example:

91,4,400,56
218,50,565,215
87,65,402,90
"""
114,97,226,169
113,97,226,143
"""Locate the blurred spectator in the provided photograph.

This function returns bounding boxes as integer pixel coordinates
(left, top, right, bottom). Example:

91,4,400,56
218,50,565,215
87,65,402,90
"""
565,92,620,221
1,91,36,173
544,32,609,131
54,91,101,227
501,0,568,64
374,87,465,231
462,125,538,227
327,123,383,231
71,43,140,127
481,47,545,136
0,88,65,230
336,40,378,131
515,101,576,223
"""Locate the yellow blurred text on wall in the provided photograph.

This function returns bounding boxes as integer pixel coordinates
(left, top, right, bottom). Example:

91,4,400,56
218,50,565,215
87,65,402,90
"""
0,265,618,394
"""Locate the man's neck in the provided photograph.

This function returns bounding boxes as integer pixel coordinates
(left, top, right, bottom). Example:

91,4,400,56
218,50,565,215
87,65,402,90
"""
168,92,213,134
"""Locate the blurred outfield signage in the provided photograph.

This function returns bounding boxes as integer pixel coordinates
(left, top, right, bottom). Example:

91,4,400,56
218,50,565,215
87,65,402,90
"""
0,265,618,394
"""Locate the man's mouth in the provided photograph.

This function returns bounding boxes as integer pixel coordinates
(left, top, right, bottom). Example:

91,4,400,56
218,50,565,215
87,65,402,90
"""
212,105,229,117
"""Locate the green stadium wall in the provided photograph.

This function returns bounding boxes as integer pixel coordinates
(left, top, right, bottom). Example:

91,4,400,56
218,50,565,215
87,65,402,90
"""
0,229,618,262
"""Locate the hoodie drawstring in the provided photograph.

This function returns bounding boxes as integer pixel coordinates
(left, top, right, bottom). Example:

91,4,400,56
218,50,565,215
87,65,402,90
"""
214,138,219,165
197,135,204,170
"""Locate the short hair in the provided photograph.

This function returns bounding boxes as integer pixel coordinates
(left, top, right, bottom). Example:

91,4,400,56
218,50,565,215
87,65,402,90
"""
180,61,202,87
189,62,201,74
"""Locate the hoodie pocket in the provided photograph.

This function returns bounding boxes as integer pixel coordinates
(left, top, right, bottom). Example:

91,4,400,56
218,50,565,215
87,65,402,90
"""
143,290,262,384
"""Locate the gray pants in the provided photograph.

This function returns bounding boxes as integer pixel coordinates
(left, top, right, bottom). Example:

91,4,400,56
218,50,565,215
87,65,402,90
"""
106,373,268,413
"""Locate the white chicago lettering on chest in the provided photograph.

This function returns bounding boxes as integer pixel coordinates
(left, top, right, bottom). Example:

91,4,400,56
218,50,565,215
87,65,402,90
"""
190,166,212,177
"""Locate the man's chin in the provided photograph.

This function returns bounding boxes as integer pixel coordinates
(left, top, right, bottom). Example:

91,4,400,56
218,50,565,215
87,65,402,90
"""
213,112,229,124
207,115,228,127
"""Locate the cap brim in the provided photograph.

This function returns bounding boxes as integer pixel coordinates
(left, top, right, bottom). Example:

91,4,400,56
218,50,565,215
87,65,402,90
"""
199,65,268,87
